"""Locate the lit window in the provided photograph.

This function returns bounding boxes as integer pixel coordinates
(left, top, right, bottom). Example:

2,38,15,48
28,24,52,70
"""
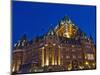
66,56,70,59
67,64,72,70
45,44,48,46
53,44,56,46
87,54,94,60
85,61,89,65
92,63,96,68
12,64,15,72
85,54,87,59
72,55,76,59
61,21,64,25
72,45,75,47
63,32,70,38
51,31,54,35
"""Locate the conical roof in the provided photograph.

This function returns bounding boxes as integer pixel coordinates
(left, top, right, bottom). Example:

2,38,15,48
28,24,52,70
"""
54,16,78,38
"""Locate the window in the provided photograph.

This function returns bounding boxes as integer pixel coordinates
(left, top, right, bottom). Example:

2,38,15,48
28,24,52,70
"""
87,54,94,60
85,54,94,60
66,55,70,59
72,55,76,59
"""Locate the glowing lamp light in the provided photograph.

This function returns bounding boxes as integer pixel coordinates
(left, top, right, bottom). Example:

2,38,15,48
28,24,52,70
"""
46,59,49,66
92,63,96,67
68,64,72,70
45,44,48,46
55,61,57,65
12,66,15,72
53,44,56,46
85,61,89,65
64,32,70,38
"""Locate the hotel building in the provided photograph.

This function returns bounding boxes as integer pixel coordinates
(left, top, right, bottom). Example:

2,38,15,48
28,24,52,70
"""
11,16,96,73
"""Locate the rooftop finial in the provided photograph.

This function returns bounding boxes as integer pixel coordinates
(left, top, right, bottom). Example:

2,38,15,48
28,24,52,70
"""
63,15,70,22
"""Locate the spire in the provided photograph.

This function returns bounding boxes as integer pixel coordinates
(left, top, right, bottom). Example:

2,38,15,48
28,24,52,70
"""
90,35,93,40
15,34,29,48
21,34,27,40
54,16,78,38
62,16,71,23
63,16,70,21
89,35,94,43
47,24,55,35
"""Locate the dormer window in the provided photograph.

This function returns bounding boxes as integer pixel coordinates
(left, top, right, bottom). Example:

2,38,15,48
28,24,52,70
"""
14,43,17,47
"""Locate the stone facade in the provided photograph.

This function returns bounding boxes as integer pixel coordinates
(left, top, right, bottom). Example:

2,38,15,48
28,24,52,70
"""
11,16,96,74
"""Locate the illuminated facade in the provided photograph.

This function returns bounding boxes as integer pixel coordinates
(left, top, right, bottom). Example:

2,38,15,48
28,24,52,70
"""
11,16,96,74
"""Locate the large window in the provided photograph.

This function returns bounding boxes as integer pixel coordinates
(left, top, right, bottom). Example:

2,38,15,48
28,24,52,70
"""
85,54,94,60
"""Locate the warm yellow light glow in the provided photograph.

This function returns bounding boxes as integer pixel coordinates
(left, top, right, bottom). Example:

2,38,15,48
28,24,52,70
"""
87,54,94,60
92,63,96,67
85,61,89,65
53,44,56,46
42,47,44,67
52,48,54,65
85,54,94,60
68,64,72,70
55,20,76,38
42,47,44,49
46,48,49,66
46,59,49,66
16,65,19,71
12,64,15,72
88,65,91,68
69,24,73,36
72,45,75,47
92,63,95,66
52,60,54,65
45,44,48,46
64,32,70,38
58,45,60,48
85,54,87,59
16,61,21,71
58,48,61,65
55,60,57,65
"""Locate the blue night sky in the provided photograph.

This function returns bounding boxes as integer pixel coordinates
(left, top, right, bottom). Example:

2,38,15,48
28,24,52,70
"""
12,1,96,45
